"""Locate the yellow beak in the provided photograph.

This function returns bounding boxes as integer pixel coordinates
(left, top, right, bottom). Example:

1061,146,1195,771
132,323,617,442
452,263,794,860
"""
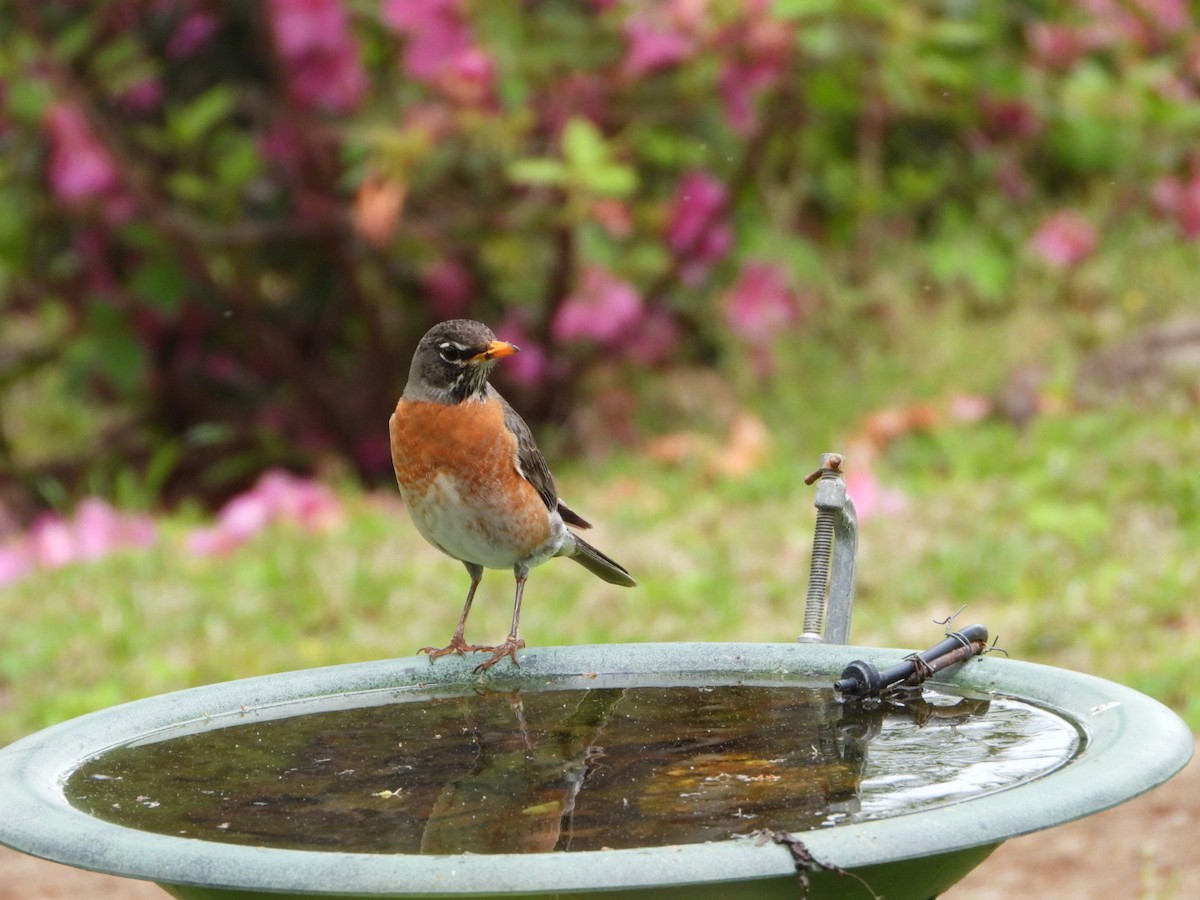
471,340,520,363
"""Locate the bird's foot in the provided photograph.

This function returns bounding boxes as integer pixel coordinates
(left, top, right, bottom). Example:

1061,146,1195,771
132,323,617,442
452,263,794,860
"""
472,638,526,672
419,636,488,661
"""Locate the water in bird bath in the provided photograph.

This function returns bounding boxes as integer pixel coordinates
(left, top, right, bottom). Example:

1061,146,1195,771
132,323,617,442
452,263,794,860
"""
65,682,1080,855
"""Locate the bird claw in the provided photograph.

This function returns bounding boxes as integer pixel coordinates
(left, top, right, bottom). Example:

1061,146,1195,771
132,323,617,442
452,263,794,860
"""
472,638,526,672
419,637,488,661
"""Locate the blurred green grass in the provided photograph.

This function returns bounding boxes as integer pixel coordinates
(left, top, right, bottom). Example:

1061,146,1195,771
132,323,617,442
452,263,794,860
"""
2,396,1196,744
3,235,1199,744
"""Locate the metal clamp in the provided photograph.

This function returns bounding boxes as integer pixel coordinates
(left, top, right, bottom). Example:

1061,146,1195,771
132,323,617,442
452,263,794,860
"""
797,453,858,645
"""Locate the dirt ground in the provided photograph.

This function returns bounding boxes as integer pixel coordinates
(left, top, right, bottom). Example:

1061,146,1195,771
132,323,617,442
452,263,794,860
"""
1,739,1195,899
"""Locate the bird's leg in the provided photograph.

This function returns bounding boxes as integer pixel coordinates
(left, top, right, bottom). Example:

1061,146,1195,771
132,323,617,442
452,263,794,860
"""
421,563,489,660
473,566,528,672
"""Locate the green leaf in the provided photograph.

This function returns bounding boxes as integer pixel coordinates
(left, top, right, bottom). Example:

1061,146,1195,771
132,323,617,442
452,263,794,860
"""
562,117,609,171
130,259,187,312
772,0,840,18
581,163,637,197
926,21,985,48
507,158,567,186
93,37,141,81
963,242,1012,301
168,86,235,146
213,135,262,189
4,79,53,122
927,234,1012,303
54,20,93,63
99,329,146,396
166,171,213,203
74,301,147,397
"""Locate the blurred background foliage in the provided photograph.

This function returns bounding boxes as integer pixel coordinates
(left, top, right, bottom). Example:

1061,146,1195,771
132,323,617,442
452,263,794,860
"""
0,0,1198,758
2,0,1198,514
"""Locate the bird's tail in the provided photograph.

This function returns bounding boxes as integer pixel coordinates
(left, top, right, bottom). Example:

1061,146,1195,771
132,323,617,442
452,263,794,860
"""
567,534,636,587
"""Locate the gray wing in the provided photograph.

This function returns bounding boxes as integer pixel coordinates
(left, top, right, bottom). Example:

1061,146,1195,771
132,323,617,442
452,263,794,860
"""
497,390,592,529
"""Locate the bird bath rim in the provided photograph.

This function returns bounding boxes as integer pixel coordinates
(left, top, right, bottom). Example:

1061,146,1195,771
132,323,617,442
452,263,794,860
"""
0,641,1192,898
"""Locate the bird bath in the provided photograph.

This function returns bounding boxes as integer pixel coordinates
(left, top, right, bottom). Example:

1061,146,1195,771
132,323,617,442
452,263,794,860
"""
0,641,1191,900
0,459,1191,896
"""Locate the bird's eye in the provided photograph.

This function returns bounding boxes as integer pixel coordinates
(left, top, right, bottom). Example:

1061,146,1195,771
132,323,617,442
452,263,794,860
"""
438,342,470,364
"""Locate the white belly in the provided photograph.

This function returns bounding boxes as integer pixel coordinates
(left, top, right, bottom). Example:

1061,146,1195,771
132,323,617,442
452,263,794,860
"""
404,473,566,570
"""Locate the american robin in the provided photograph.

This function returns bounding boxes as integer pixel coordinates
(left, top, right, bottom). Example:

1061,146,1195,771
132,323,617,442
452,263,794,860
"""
390,319,636,671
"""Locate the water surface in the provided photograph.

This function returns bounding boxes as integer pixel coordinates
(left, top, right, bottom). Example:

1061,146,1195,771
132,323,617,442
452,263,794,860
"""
67,682,1080,853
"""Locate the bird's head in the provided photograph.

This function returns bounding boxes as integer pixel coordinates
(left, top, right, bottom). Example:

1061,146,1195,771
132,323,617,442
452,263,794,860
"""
406,319,520,403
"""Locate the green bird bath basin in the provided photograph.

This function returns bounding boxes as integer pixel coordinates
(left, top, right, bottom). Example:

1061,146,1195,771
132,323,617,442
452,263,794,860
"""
0,642,1191,899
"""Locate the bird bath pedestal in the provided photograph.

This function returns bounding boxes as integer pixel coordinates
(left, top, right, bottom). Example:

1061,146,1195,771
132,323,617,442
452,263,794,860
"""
0,641,1191,900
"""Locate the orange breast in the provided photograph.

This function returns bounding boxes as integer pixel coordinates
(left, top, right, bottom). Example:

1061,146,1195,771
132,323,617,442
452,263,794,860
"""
389,396,553,567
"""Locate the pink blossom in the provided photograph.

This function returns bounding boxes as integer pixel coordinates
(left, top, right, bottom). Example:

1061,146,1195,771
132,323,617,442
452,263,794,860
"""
382,0,495,104
267,0,367,113
269,0,354,58
438,46,496,106
259,121,304,173
665,170,733,286
250,470,342,529
185,527,237,557
186,470,343,556
1133,0,1190,31
28,515,76,568
420,259,473,320
539,74,608,137
74,498,150,560
666,171,727,252
716,8,791,134
218,492,273,542
0,543,33,587
591,198,634,238
621,14,695,78
722,262,801,348
387,2,471,82
45,103,120,204
0,498,157,584
1028,211,1098,268
719,59,779,136
980,99,1041,142
119,78,165,114
1185,34,1200,83
1099,0,1187,50
1026,22,1086,70
1150,172,1200,239
75,228,119,294
382,0,463,46
451,46,492,84
1077,0,1186,52
291,47,371,114
495,314,550,387
166,9,220,59
845,462,908,523
947,393,994,424
552,266,644,346
622,307,681,366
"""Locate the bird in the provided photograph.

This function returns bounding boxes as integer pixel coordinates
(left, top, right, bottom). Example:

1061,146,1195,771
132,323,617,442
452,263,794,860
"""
389,319,636,671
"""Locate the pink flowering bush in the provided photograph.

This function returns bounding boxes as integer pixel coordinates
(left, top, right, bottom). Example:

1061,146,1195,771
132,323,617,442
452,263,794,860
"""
186,470,343,556
268,0,368,113
722,262,803,376
552,266,644,347
1,0,1198,507
1028,212,1099,269
0,499,155,586
0,473,342,583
